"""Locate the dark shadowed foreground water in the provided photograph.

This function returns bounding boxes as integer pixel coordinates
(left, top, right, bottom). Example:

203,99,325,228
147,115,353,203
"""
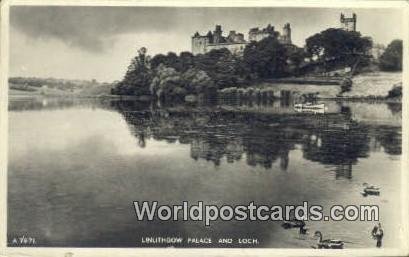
8,97,402,248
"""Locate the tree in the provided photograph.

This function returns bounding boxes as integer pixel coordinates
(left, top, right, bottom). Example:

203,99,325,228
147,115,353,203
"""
150,54,168,70
287,47,306,75
178,51,195,72
242,36,289,79
150,51,194,72
194,48,231,74
387,83,402,98
305,28,372,72
379,39,402,71
113,47,152,95
193,48,246,88
164,52,179,69
150,52,178,71
181,68,215,95
149,64,183,100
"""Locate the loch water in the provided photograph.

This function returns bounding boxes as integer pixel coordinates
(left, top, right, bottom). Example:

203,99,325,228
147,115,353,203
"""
8,97,402,248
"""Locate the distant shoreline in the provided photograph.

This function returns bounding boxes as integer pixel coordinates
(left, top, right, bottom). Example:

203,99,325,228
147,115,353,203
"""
8,71,401,103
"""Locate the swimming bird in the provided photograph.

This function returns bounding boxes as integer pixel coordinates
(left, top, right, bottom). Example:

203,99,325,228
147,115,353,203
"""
363,183,380,190
299,225,308,235
281,218,306,229
362,183,380,196
314,231,344,249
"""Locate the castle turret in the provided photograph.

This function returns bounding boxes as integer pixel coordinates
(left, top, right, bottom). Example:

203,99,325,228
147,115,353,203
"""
213,25,223,44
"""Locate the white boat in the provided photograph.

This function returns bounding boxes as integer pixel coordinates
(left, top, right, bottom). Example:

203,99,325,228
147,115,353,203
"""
294,108,325,114
294,103,325,110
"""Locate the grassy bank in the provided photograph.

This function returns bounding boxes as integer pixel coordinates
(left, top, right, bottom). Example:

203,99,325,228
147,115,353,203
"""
215,72,401,103
342,71,402,98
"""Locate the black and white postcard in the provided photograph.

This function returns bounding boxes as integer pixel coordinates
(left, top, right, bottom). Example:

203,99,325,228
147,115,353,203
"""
0,1,408,256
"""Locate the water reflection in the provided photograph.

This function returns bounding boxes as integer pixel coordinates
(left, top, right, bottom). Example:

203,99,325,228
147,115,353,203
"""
109,99,401,180
9,97,402,177
8,97,402,248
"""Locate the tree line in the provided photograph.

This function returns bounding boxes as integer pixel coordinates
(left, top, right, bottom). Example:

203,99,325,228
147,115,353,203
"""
9,77,100,91
112,28,402,100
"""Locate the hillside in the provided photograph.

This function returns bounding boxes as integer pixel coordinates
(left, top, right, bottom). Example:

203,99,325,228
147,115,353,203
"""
342,71,402,98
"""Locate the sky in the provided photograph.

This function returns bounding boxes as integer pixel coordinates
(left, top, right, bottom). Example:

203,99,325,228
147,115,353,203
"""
10,6,404,82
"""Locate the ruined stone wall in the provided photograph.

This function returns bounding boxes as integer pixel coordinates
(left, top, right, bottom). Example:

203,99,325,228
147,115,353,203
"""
192,36,209,55
206,42,248,55
248,31,271,42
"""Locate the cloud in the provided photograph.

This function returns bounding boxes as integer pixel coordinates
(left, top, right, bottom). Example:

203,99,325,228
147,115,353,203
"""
8,6,349,53
11,6,403,54
10,6,181,52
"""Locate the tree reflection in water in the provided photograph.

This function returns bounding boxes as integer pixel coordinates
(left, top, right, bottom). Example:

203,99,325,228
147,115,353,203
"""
110,99,401,180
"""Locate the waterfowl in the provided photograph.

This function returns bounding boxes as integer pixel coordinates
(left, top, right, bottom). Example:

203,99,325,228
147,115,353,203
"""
281,218,306,229
314,231,344,249
362,183,380,196
299,225,308,234
363,183,380,189
371,223,384,248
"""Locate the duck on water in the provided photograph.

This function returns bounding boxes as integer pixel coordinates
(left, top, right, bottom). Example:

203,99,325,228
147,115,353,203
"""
281,218,309,235
313,231,344,249
361,182,381,196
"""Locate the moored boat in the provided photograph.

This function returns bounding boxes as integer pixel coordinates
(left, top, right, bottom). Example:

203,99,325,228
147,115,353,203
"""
294,103,325,109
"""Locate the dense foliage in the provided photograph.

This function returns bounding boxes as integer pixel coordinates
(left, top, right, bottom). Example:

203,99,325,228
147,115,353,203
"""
243,37,289,79
305,28,373,72
112,29,385,99
379,40,402,71
111,47,152,96
387,83,402,99
113,37,299,98
149,65,216,101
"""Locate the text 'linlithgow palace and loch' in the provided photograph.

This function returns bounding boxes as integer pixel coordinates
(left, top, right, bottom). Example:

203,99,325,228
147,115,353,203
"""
191,13,357,55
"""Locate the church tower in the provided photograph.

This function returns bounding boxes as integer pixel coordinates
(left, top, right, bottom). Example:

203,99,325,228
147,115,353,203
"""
282,23,292,44
340,13,357,32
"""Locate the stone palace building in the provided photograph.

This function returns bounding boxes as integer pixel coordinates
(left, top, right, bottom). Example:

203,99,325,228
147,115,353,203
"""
191,23,292,55
191,13,362,56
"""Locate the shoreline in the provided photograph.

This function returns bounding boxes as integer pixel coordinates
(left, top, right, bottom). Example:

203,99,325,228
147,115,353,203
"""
8,93,402,103
8,71,402,103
